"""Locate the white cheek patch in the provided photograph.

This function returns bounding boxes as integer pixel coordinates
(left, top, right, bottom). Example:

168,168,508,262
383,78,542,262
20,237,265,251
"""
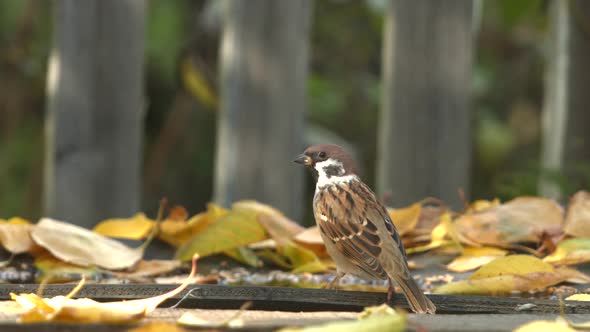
314,159,344,175
315,158,357,188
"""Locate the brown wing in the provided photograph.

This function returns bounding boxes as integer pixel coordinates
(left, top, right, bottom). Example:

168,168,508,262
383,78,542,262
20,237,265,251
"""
314,181,405,279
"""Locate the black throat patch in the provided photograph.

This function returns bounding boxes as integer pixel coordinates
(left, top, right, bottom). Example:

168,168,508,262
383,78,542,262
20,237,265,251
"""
323,165,345,178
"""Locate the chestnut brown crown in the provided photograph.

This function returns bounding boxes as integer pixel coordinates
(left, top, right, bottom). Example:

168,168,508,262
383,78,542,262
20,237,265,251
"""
294,144,358,176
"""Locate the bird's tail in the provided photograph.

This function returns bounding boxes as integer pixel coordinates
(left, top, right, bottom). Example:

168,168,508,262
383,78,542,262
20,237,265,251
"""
395,276,436,314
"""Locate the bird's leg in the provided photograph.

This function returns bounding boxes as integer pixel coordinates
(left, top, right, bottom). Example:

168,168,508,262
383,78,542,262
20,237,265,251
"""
324,271,345,289
387,278,396,302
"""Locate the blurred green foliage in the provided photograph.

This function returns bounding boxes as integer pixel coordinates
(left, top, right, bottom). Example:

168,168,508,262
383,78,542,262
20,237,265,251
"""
0,0,588,221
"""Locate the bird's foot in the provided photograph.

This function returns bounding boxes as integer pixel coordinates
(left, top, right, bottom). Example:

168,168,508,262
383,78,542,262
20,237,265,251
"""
324,272,345,289
387,279,396,302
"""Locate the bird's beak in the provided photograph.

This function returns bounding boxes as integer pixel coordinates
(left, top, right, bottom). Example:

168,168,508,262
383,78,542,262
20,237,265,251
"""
293,154,312,166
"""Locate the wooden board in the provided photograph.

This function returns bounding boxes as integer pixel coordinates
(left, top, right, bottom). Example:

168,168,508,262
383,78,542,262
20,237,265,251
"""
1,284,588,314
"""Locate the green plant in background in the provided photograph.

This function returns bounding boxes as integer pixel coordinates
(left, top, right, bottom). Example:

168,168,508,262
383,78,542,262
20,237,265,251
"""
0,124,42,218
0,0,584,220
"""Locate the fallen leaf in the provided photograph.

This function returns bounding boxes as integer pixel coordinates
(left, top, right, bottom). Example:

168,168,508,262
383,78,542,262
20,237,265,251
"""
513,320,574,332
178,301,251,328
406,212,461,254
414,203,446,233
563,191,590,238
248,239,277,250
293,226,328,258
278,304,405,332
544,238,590,266
34,251,101,283
159,203,227,247
446,247,508,272
31,218,145,270
565,293,590,301
11,254,199,324
224,247,263,267
167,205,189,221
237,200,305,246
0,300,28,315
256,249,293,270
109,260,182,282
256,242,329,273
0,223,33,254
93,213,155,240
455,197,564,246
0,217,31,225
434,255,589,295
465,198,501,214
175,203,267,261
129,322,189,332
387,203,421,236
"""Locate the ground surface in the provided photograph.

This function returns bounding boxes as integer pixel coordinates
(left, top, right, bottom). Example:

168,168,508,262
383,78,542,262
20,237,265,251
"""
1,309,588,331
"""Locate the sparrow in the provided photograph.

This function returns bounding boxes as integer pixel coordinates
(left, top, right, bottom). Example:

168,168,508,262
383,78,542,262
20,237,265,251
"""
294,144,436,314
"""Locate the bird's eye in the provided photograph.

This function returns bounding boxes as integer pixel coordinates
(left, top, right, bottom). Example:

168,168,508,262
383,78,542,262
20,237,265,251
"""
318,152,327,159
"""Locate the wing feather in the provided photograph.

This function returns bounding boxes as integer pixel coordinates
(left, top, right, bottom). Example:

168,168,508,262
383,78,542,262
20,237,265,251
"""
314,181,402,279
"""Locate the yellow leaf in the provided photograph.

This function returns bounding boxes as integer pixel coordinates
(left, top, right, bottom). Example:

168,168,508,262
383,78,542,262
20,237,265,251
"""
93,213,155,240
256,249,293,269
278,304,405,332
129,322,190,332
434,255,588,295
242,200,305,246
12,255,200,324
466,198,501,213
405,212,461,254
292,260,329,274
566,293,590,301
387,203,421,236
470,255,553,279
159,203,227,247
544,238,590,265
282,242,328,273
446,247,508,272
175,203,267,261
564,191,590,237
181,57,218,110
513,320,575,332
293,226,328,258
32,218,144,270
224,247,263,267
34,251,101,283
0,217,31,225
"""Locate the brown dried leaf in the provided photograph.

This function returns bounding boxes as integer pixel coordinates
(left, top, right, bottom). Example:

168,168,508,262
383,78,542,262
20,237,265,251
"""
0,223,33,254
109,260,182,281
455,197,563,246
564,191,590,238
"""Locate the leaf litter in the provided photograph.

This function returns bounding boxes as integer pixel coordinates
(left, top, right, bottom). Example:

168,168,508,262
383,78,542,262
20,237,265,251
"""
2,191,590,327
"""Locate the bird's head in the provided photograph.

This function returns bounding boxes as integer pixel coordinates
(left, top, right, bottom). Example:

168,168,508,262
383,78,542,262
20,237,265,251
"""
294,144,358,184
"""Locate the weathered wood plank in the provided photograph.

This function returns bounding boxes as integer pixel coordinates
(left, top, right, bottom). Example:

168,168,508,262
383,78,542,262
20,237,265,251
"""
0,284,588,314
377,0,473,209
45,0,145,227
214,0,311,220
